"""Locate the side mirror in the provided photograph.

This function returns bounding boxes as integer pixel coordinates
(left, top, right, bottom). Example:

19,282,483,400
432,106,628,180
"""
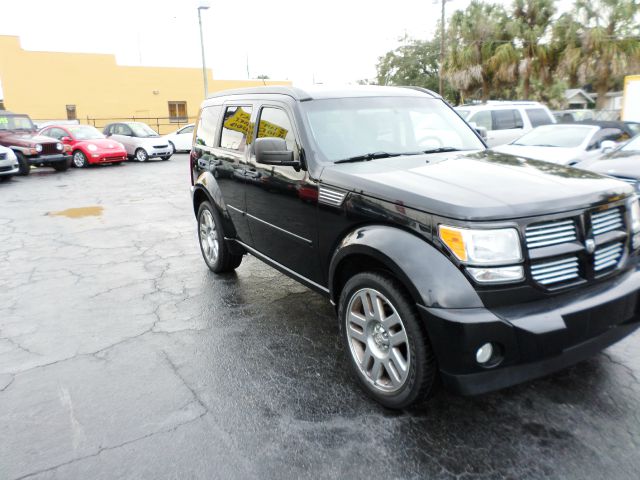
105,132,112,137
600,140,616,153
61,136,72,143
254,137,297,167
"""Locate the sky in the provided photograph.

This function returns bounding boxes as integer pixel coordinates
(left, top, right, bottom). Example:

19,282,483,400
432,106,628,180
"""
0,0,574,89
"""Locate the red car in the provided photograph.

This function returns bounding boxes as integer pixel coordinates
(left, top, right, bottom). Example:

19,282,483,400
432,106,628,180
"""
38,124,127,167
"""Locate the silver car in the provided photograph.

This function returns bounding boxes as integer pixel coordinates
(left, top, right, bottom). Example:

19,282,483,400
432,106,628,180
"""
103,122,172,162
0,145,19,181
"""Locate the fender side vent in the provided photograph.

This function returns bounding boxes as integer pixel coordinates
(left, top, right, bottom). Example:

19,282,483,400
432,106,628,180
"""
318,187,346,207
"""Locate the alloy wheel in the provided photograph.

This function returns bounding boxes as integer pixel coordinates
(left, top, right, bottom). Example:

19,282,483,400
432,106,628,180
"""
345,288,410,393
199,209,219,264
73,152,86,167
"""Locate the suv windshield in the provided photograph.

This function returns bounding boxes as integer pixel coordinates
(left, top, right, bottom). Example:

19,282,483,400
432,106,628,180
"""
303,97,484,162
129,123,159,138
68,125,104,140
513,125,593,148
0,114,35,131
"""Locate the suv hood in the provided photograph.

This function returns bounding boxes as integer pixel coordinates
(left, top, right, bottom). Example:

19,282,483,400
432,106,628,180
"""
492,144,581,165
0,131,60,147
320,150,632,221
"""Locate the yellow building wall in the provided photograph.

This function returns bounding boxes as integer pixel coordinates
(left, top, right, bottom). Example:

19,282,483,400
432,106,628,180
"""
0,35,290,132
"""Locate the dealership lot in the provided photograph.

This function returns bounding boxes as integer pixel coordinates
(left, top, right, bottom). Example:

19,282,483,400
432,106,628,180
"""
1,155,640,479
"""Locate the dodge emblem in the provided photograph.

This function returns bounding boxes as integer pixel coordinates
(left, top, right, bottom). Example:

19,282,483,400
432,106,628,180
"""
585,238,596,254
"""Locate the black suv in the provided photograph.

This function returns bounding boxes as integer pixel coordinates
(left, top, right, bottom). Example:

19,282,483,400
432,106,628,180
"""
190,86,640,409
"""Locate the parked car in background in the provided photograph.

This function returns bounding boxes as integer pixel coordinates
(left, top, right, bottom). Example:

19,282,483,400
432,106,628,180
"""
191,85,640,409
103,122,172,162
575,120,640,139
0,110,71,175
553,109,595,123
164,123,194,153
575,134,640,193
0,144,19,181
455,101,555,147
39,124,127,168
492,123,631,165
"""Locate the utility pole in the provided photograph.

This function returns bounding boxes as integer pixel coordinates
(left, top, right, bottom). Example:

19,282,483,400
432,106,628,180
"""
197,1,210,98
435,0,450,96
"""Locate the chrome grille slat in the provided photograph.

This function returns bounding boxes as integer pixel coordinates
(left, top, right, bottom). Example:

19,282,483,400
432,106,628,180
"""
525,219,577,248
591,208,624,235
530,256,580,285
594,242,624,272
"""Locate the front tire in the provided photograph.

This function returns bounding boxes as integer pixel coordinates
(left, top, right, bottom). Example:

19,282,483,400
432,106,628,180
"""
135,148,148,162
72,150,89,168
15,152,30,176
160,155,172,161
338,271,437,409
52,158,71,172
197,201,242,273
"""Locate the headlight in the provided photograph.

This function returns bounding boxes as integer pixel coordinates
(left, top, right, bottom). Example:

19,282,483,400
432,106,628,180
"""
6,149,16,161
87,144,98,152
439,225,523,265
35,144,43,152
56,143,63,151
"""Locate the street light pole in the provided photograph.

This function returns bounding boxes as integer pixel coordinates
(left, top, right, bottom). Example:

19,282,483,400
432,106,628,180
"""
439,0,445,96
197,2,210,98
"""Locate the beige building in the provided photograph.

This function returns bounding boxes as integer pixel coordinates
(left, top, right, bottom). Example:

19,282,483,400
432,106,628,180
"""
0,35,290,133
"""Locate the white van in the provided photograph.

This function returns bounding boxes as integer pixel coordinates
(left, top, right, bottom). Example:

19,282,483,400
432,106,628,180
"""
455,101,555,147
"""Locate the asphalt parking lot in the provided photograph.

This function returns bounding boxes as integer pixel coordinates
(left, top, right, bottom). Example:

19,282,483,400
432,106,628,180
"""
1,155,640,480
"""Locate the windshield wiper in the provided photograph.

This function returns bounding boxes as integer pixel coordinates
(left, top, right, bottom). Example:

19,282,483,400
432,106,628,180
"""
334,151,424,164
421,147,465,154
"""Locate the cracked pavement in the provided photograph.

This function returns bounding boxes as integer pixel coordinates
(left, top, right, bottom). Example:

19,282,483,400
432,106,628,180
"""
1,155,640,479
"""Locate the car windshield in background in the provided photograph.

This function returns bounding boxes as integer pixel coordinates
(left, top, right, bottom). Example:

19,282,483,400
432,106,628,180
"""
129,123,159,137
621,135,640,152
513,125,593,148
456,109,470,120
68,125,104,140
627,124,640,137
303,97,485,162
0,114,35,131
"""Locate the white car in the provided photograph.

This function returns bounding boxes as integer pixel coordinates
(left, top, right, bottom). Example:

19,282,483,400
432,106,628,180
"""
0,145,19,181
455,101,555,147
492,124,628,165
164,124,194,153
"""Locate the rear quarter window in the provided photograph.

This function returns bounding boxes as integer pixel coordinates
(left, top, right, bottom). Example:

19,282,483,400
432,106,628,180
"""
195,105,222,147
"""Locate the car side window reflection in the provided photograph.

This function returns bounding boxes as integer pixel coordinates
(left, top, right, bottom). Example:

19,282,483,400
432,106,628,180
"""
195,106,221,147
257,107,299,160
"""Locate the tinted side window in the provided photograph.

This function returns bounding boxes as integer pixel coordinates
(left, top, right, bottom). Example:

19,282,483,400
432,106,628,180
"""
181,125,194,135
257,107,299,159
526,108,552,127
469,110,492,131
195,105,222,147
114,124,132,136
492,109,523,130
588,128,628,149
220,106,252,151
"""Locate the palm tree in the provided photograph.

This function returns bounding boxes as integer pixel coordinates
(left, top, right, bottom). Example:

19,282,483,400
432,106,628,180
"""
444,1,511,101
576,0,640,109
511,0,556,100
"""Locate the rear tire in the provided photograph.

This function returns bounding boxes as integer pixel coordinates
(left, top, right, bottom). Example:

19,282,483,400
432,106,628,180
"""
197,201,242,273
15,152,30,176
338,271,437,409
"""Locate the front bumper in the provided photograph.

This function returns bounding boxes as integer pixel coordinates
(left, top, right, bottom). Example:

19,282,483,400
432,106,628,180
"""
146,147,172,158
90,152,127,164
0,160,19,176
420,266,640,395
27,153,70,166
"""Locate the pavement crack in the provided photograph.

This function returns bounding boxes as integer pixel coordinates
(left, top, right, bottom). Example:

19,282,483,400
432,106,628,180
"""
160,350,209,414
600,351,640,384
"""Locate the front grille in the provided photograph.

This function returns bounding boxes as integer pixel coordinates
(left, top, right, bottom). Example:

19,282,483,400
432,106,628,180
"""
153,144,169,149
531,256,580,286
0,166,13,172
525,203,629,290
594,242,624,272
525,219,577,248
591,208,624,235
41,143,59,155
0,153,6,160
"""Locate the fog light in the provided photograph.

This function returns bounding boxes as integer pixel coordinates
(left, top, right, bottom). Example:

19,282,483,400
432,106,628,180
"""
476,343,494,364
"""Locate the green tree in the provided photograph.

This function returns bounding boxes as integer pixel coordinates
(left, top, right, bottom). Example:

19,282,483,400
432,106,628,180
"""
375,36,441,93
444,1,512,102
576,0,640,109
511,0,556,100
